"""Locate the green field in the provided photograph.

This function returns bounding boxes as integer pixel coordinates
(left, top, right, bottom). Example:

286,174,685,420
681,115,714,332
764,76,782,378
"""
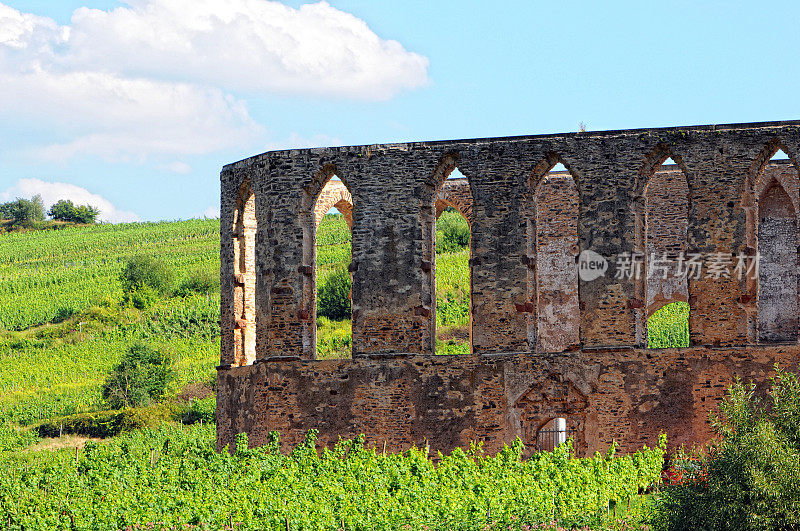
0,213,691,529
0,213,688,419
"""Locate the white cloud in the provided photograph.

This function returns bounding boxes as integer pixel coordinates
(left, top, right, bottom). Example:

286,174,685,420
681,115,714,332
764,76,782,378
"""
0,178,140,223
0,1,429,162
0,3,65,50
66,0,429,100
160,161,193,175
6,68,262,161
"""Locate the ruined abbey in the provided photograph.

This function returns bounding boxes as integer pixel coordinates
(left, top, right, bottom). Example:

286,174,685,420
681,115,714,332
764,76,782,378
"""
217,120,800,456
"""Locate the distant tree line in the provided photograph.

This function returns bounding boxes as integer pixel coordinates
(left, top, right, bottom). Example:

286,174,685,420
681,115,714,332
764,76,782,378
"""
0,195,100,227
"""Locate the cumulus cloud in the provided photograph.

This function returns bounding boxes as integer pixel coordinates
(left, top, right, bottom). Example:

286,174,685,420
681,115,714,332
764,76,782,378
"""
3,67,262,161
0,178,140,223
0,2,65,50
0,1,428,162
66,0,429,99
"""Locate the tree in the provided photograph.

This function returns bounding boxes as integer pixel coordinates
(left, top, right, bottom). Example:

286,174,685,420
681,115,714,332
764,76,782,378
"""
658,368,800,530
1,195,46,226
437,209,471,253
48,199,100,224
317,266,351,320
101,343,173,409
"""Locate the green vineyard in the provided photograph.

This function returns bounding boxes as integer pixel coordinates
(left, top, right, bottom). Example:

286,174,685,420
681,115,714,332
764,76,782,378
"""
0,215,691,530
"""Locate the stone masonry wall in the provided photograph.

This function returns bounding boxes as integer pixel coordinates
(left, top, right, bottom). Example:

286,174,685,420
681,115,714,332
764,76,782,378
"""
219,120,800,456
217,346,800,456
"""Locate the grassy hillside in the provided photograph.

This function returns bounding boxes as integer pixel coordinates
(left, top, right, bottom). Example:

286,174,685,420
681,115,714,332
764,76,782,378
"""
0,213,472,423
0,219,218,331
0,213,680,530
0,212,686,425
0,220,221,424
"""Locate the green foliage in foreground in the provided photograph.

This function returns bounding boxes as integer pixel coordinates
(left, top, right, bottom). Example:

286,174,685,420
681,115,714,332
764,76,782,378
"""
647,302,690,349
0,425,665,530
657,368,800,530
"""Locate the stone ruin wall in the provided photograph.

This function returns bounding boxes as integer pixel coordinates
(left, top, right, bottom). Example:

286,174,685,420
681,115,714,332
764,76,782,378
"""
217,120,800,457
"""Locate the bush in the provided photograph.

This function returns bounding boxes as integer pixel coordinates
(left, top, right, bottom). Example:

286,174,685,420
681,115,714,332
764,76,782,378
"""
120,255,173,307
126,284,159,310
48,199,100,224
101,343,173,409
36,405,174,438
318,266,351,320
437,209,470,253
175,265,220,297
51,306,74,324
657,368,800,530
177,396,217,425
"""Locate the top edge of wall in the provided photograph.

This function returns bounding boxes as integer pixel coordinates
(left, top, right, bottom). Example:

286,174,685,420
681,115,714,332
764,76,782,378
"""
222,119,800,172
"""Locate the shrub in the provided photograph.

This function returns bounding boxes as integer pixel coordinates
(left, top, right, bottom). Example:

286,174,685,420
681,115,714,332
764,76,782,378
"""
48,199,100,224
126,284,159,310
657,368,800,530
177,396,217,425
175,265,220,297
36,405,174,438
101,343,173,409
318,266,351,320
120,255,173,308
51,306,74,324
437,209,470,253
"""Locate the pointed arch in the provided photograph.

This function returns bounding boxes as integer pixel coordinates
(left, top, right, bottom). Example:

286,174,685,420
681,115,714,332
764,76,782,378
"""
300,165,356,359
757,177,798,342
635,145,692,347
232,179,257,366
531,153,580,353
743,139,800,208
741,141,800,343
314,179,354,229
429,153,474,354
435,176,473,226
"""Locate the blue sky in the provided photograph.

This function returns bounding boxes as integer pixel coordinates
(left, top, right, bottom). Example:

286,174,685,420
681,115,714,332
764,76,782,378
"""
1,1,799,222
